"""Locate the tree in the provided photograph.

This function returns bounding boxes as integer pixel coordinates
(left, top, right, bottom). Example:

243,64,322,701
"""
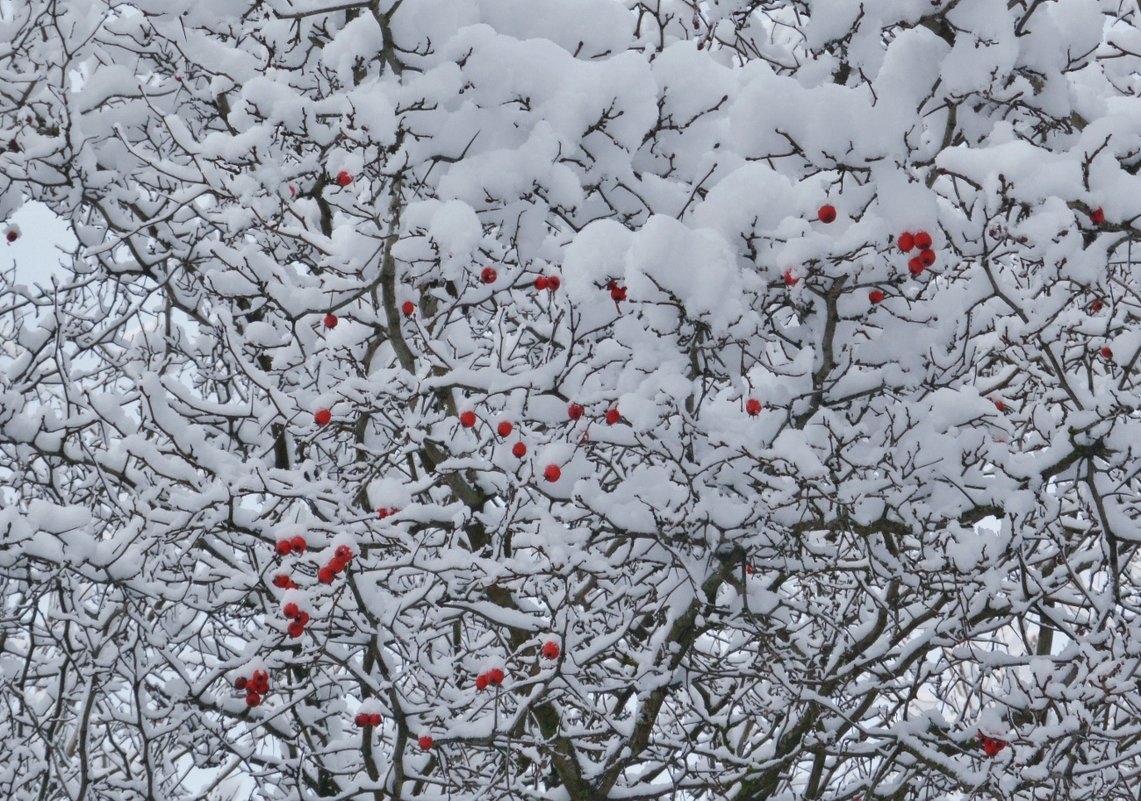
1,0,1140,799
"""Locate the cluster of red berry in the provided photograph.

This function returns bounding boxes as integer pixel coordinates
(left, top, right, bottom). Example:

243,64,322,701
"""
317,545,353,584
354,710,382,728
534,275,561,291
275,535,307,557
607,279,627,304
234,669,271,707
377,506,400,519
977,731,1008,757
474,667,506,690
282,602,310,638
898,230,936,276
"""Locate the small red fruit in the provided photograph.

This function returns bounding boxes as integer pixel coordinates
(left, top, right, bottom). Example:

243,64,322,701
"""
323,313,338,329
480,266,497,284
272,574,295,589
1101,346,1113,360
1090,207,1105,225
913,231,932,249
287,620,305,638
512,442,527,458
335,170,352,187
290,535,307,554
817,204,836,223
534,276,549,290
378,506,399,519
369,713,382,727
745,564,755,575
314,408,332,426
745,398,762,416
541,641,560,660
869,290,885,304
993,400,1005,412
908,257,925,276
604,408,620,425
1090,300,1103,313
5,230,16,243
335,545,353,562
918,249,936,267
418,735,434,750
283,603,300,619
497,421,513,437
246,692,262,707
252,671,269,693
275,539,292,556
567,403,585,421
784,268,799,286
543,465,562,483
295,611,309,626
459,410,477,428
401,301,415,317
487,668,505,686
897,232,914,252
355,713,370,727
318,566,335,584
978,733,1007,757
475,673,489,691
234,676,248,690
608,280,627,302
546,276,561,291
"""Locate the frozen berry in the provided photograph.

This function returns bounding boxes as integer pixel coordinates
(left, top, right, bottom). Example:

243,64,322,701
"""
897,232,914,252
543,465,562,482
512,442,527,458
497,421,513,437
869,290,885,304
480,266,497,284
817,204,836,223
746,398,762,416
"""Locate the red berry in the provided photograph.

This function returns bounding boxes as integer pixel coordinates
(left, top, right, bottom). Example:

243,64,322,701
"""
497,421,513,437
897,232,914,252
459,410,477,428
868,290,885,304
335,545,353,562
534,276,549,290
253,673,269,693
913,231,932,249
378,506,399,519
5,230,16,243
475,674,490,690
982,736,1006,757
784,268,799,286
908,257,925,276
543,464,562,483
567,403,585,421
608,281,627,302
272,574,294,589
993,400,1005,412
402,301,415,317
318,566,335,584
323,313,338,329
290,535,306,554
234,676,248,690
245,692,262,707
745,564,755,575
275,539,292,557
480,266,497,284
512,442,527,458
314,408,332,426
918,249,936,267
1090,207,1105,225
355,713,370,727
369,713,382,727
604,408,620,425
287,620,305,638
295,611,310,626
745,398,762,416
335,170,352,187
330,556,349,573
418,735,434,750
541,641,560,660
487,668,505,685
817,204,836,223
1090,300,1104,313
283,603,299,619
546,276,560,291
1101,346,1114,360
